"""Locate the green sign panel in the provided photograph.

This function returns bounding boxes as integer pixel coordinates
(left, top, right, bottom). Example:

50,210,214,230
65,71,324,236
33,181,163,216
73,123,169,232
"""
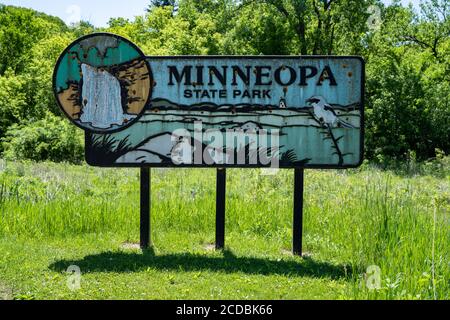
54,33,365,169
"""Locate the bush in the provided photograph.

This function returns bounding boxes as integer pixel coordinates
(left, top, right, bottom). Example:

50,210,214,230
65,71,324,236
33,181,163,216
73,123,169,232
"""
1,113,84,163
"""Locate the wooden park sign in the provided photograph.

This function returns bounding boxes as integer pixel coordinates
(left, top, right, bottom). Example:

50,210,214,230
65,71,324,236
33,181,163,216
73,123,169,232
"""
53,33,365,255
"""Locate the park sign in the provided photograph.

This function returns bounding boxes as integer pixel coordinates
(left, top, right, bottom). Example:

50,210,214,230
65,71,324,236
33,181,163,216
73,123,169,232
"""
53,33,365,254
53,33,365,169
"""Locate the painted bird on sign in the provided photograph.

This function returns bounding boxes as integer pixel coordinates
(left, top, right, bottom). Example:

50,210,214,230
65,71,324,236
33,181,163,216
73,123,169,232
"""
307,96,354,129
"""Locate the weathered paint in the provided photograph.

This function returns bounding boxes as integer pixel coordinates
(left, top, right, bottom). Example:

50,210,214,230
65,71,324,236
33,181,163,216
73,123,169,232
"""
86,57,364,168
54,34,364,169
53,34,152,132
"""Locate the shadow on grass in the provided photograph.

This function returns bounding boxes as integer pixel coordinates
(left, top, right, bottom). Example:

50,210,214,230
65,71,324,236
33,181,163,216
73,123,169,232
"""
49,249,353,280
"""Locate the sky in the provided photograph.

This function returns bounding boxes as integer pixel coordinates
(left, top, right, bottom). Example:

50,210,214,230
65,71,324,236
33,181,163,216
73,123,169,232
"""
1,0,422,28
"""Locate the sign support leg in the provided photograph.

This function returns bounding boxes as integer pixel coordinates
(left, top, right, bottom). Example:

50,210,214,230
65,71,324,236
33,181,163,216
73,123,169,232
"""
216,168,226,250
293,168,304,256
140,168,151,249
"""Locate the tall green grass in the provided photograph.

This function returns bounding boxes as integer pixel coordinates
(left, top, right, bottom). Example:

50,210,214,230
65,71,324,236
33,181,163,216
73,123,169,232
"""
0,159,448,299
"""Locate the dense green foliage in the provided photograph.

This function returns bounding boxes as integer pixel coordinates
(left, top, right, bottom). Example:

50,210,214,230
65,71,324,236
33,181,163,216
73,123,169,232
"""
0,161,448,299
2,113,83,163
0,1,449,162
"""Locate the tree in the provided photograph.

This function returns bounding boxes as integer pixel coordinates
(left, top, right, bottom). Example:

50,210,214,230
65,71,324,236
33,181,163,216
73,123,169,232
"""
364,2,450,160
223,2,296,54
402,0,449,62
240,0,376,55
70,20,96,38
0,5,67,75
147,0,177,11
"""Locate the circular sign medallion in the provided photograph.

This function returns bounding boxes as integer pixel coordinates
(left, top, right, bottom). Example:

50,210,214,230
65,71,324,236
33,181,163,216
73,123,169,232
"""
53,33,152,133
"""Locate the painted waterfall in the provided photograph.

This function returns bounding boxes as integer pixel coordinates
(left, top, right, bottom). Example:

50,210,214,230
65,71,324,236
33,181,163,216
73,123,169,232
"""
80,64,132,129
54,34,152,133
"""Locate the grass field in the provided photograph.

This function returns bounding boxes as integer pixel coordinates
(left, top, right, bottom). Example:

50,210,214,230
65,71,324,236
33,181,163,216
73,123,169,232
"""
0,159,448,300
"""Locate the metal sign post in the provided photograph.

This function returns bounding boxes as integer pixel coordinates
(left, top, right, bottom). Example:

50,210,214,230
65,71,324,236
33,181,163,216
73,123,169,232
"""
293,168,305,256
53,33,365,255
216,168,226,250
214,168,305,255
140,168,151,249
